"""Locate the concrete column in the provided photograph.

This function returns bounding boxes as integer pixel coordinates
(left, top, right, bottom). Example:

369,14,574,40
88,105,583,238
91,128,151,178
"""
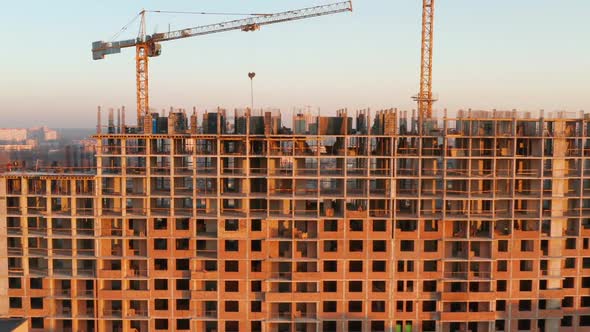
546,120,567,331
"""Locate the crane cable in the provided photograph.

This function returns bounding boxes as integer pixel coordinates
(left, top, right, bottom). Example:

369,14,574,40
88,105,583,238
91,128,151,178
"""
108,10,270,42
145,10,270,16
109,12,142,42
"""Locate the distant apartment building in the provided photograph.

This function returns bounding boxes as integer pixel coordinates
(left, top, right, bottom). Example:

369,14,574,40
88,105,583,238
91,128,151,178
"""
1,108,590,332
0,129,28,143
0,126,59,154
28,126,59,142
64,139,97,170
0,127,58,144
0,144,36,152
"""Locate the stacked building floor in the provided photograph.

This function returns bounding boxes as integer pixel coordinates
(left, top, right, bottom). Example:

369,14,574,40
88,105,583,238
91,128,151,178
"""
1,108,589,331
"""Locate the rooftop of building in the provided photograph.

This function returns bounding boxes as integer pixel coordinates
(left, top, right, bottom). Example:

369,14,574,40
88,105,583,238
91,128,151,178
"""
95,107,588,137
1,108,586,176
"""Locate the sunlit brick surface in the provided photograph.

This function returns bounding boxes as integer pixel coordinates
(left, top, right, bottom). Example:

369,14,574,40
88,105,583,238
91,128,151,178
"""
1,109,589,331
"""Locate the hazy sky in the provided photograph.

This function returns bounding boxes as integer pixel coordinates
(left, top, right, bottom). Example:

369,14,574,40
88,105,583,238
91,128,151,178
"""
0,0,588,127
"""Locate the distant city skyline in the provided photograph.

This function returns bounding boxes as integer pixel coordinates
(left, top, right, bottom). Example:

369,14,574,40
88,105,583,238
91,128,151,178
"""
0,0,588,127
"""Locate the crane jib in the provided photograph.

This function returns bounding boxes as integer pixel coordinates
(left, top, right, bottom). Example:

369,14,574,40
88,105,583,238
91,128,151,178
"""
152,2,352,42
91,0,353,124
93,1,351,56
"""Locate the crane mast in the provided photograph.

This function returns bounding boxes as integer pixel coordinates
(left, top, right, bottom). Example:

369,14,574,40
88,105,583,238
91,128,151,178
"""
92,1,353,127
136,44,148,127
414,0,436,129
136,12,149,127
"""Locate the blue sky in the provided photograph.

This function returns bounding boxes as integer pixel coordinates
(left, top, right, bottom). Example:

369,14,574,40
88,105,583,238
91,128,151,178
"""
0,0,588,127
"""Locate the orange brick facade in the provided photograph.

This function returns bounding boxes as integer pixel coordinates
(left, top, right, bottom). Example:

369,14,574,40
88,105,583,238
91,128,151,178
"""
1,109,590,331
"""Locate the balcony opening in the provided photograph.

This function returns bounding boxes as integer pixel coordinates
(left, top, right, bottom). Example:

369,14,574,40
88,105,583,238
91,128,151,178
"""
348,301,362,313
154,259,167,270
424,240,438,252
520,280,533,292
349,240,363,252
251,260,262,272
176,279,189,290
225,261,239,272
373,220,386,232
324,261,337,272
423,280,437,292
323,281,337,292
176,239,189,250
225,281,239,292
155,319,168,330
225,240,239,252
373,281,386,292
155,279,168,290
225,301,239,312
519,300,532,311
348,281,362,292
176,258,190,271
373,240,386,252
400,240,414,252
372,261,386,272
349,220,363,232
422,301,436,312
349,261,363,272
176,299,190,311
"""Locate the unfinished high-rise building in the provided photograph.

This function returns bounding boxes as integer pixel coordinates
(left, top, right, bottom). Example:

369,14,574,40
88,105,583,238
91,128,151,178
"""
1,107,590,332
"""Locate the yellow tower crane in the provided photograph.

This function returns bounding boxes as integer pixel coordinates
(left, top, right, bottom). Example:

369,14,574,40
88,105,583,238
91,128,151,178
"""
413,0,436,129
92,2,352,128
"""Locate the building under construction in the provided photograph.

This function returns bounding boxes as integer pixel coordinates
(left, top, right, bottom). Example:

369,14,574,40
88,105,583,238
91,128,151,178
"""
1,107,590,332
